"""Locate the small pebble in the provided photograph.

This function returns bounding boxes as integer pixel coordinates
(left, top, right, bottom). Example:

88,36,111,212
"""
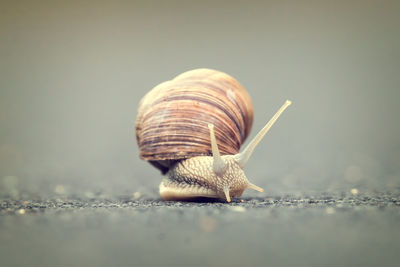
230,206,246,212
17,209,25,215
133,192,141,200
55,185,65,194
351,188,359,195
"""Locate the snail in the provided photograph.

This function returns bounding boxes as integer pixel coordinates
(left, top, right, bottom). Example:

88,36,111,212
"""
135,68,291,202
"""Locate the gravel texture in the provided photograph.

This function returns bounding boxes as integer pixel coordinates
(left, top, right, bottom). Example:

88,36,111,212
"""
1,192,399,215
1,192,399,267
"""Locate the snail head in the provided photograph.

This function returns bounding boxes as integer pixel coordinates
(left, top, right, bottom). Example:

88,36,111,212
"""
160,100,292,202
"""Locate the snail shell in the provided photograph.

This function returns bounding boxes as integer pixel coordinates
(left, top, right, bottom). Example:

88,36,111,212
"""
135,68,291,202
136,68,253,174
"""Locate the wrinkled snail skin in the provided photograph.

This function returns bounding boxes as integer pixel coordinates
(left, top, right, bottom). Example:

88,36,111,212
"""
135,68,292,202
160,156,250,202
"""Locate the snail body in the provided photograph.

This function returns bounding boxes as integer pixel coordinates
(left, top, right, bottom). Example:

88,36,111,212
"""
135,68,291,202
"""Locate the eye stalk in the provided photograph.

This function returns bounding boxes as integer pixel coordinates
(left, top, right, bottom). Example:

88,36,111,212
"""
209,100,292,202
234,100,292,168
208,124,227,176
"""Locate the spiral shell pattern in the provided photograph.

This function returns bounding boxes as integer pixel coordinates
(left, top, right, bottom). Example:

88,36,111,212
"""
135,68,253,172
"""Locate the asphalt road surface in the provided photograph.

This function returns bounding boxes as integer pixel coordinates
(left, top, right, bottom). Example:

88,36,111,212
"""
1,192,399,267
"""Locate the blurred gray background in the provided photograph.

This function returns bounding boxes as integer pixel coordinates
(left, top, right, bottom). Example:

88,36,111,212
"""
1,0,399,198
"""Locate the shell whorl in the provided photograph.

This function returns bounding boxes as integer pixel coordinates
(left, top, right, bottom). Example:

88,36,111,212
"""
135,68,253,173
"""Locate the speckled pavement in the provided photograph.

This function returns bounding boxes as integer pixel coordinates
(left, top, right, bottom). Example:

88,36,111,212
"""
1,192,399,267
1,192,399,215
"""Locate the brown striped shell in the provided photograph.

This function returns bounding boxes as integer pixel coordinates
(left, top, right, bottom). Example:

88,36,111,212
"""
135,68,254,174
